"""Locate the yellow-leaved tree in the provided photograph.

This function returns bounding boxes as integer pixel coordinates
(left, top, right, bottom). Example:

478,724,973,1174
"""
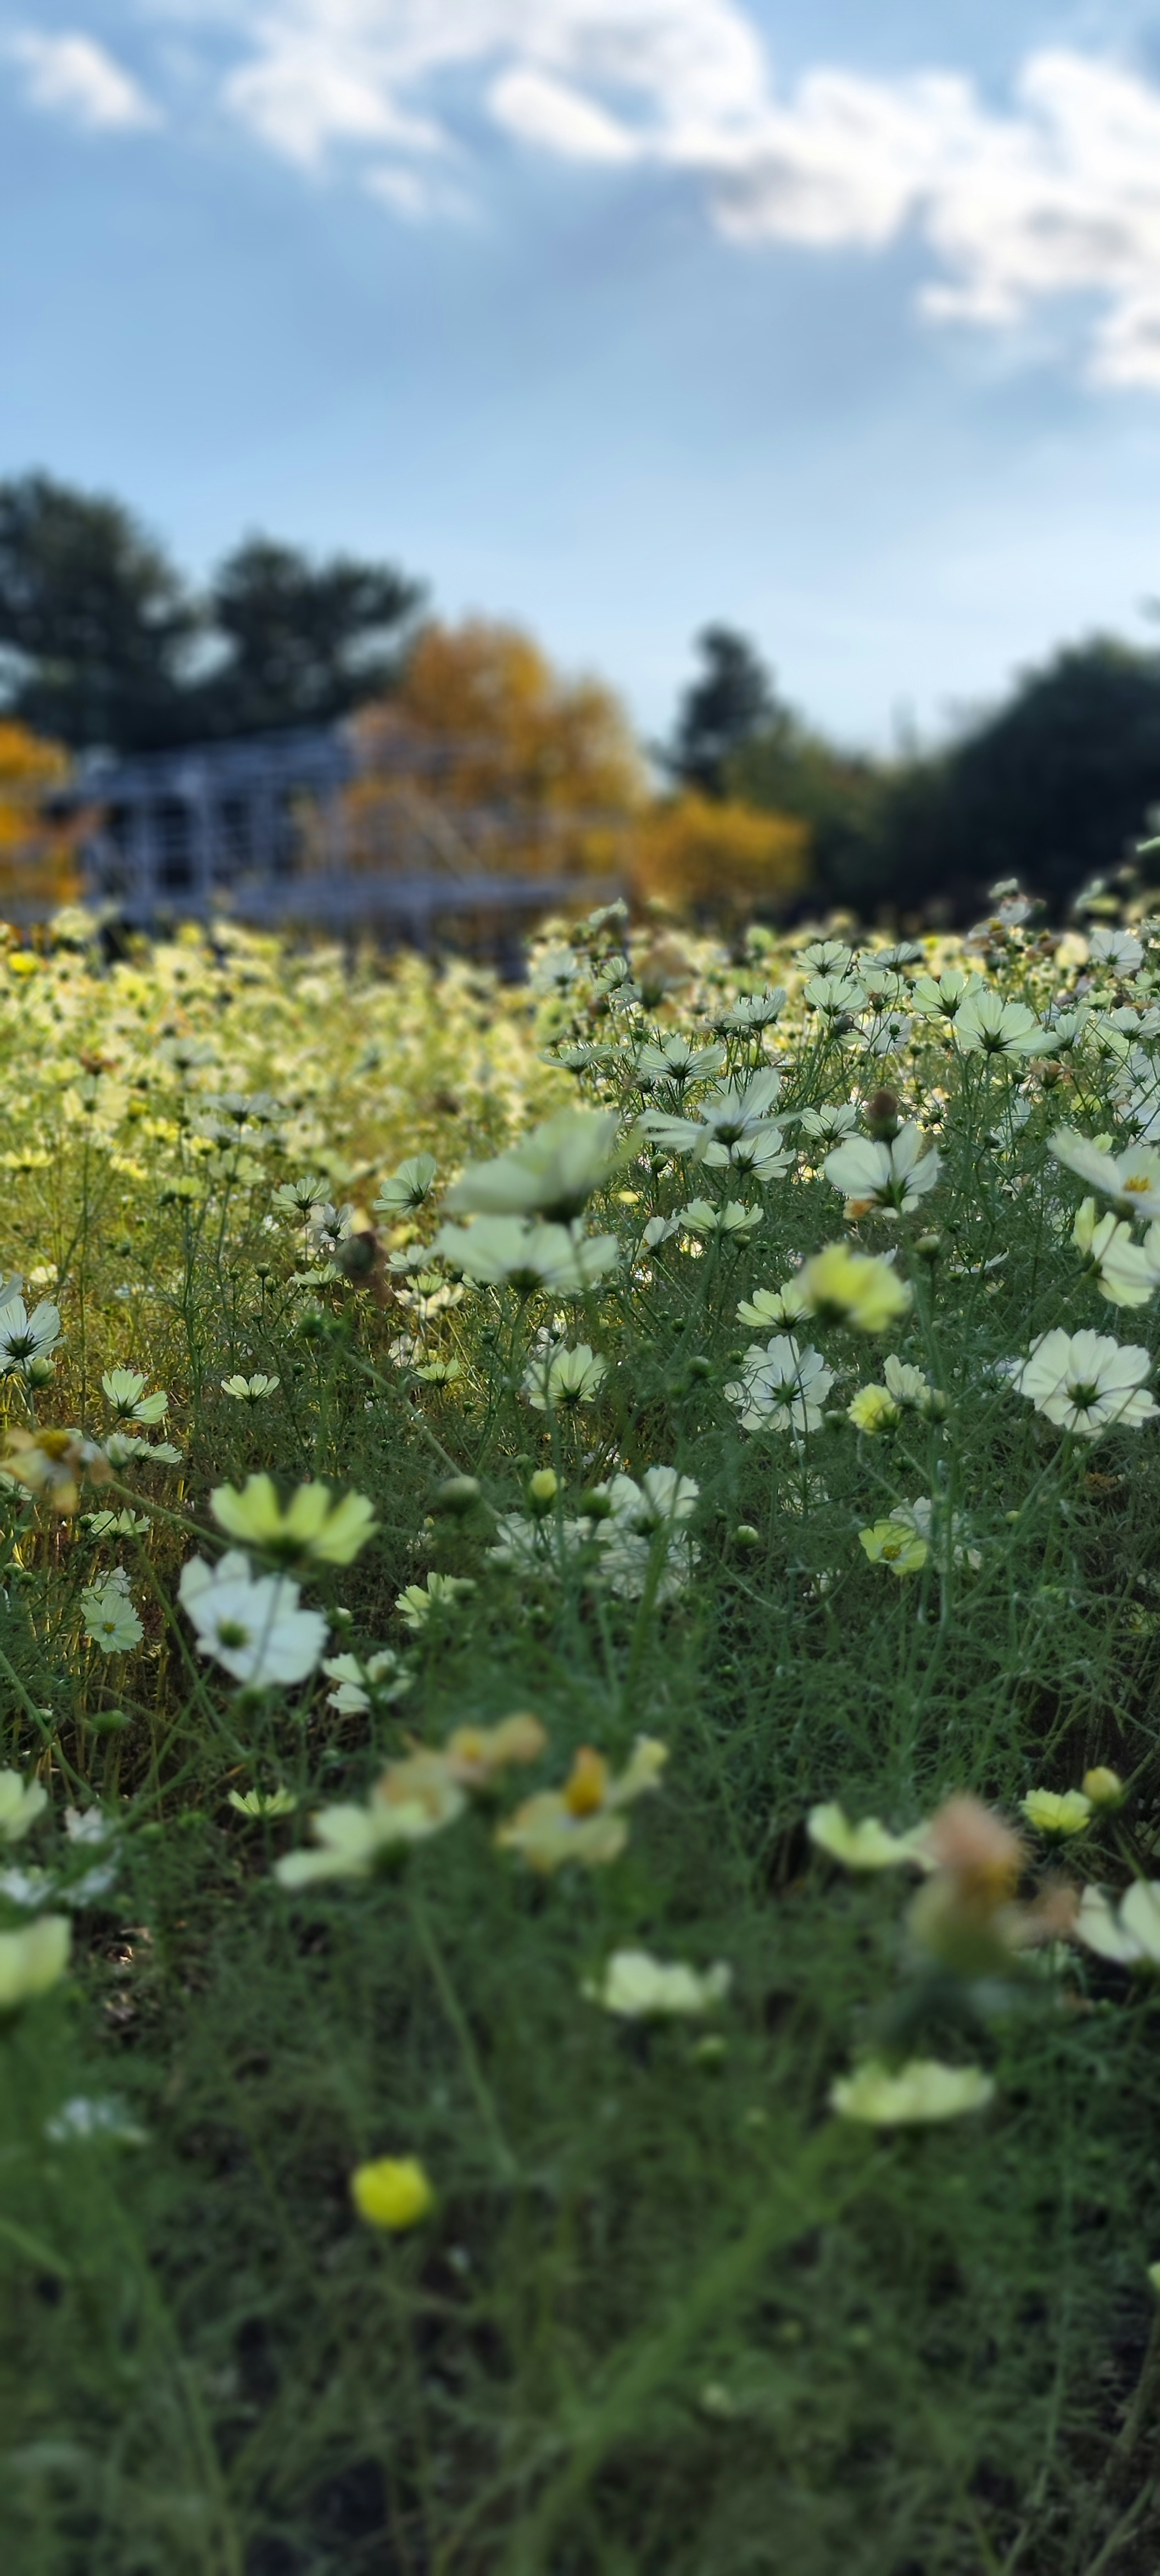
345,620,646,879
0,722,83,919
631,791,809,922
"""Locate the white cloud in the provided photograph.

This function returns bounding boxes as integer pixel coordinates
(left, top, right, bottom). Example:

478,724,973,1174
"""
7,29,160,130
22,3,1160,387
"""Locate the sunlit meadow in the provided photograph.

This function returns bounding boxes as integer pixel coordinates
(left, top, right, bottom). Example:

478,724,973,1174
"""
7,890,1160,2572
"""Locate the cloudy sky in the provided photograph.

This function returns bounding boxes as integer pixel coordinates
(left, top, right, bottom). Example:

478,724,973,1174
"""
5,0,1160,745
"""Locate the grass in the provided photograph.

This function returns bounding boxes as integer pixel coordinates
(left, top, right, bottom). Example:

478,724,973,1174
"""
2,897,1160,2571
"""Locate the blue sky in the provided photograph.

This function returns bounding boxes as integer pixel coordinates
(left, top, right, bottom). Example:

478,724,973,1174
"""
5,0,1160,747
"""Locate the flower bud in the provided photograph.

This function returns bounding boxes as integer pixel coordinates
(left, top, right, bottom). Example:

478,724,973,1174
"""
733,1524,761,1549
25,1356,56,1387
433,1475,482,1516
864,1088,901,1141
528,1468,559,1515
1082,1766,1126,1811
914,1231,942,1264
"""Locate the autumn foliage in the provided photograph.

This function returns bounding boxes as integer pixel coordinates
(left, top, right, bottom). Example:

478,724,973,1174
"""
347,620,645,881
0,721,83,916
631,790,808,919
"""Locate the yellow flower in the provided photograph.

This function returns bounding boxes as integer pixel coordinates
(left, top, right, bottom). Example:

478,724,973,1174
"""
830,2056,995,2125
1082,1766,1125,1810
210,1474,377,1567
807,1801,930,1871
350,2156,434,2231
0,1914,70,2011
859,1519,928,1574
848,1384,901,1435
1020,1788,1092,1839
798,1242,912,1333
497,1737,668,1873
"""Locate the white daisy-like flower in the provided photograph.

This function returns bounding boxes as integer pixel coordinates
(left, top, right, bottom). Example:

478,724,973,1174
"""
178,1550,327,1687
1072,1201,1157,1308
582,1949,732,2017
1013,1328,1157,1438
522,1342,608,1412
713,987,786,1031
830,2057,995,2124
431,1216,619,1295
0,1770,48,1843
677,1198,762,1239
799,1102,859,1144
953,992,1050,1058
643,1068,784,1165
725,1335,834,1435
374,1153,438,1216
635,1034,726,1089
823,1124,940,1218
394,1573,476,1631
446,1107,626,1223
1072,1880,1160,1967
322,1649,411,1713
80,1573,144,1656
797,938,852,974
1049,1129,1160,1221
221,1374,281,1403
802,972,868,1019
0,1295,61,1377
101,1370,168,1425
1089,927,1144,976
909,969,986,1020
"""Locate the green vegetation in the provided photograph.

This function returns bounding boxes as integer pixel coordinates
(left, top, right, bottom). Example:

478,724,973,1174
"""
3,894,1160,2568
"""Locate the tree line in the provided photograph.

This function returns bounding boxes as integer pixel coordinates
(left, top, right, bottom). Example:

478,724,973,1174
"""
1,470,1158,922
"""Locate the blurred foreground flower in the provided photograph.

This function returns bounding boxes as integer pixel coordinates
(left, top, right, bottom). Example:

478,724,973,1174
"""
432,1215,619,1295
497,1737,667,1873
179,1551,327,1688
276,1715,545,1889
824,1125,940,1220
797,1242,912,1332
582,1949,731,2018
211,1475,377,1567
808,1803,931,1871
1073,1881,1160,1968
446,1107,626,1222
2,1429,110,1515
0,1771,47,1841
1050,1129,1160,1219
351,2155,434,2231
0,1914,70,2012
830,2057,995,2124
395,1573,476,1631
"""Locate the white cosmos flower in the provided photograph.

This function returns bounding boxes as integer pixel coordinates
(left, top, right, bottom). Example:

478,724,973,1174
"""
1049,1129,1160,1221
953,993,1050,1058
823,1124,940,1218
725,1335,834,1435
1074,1880,1160,1966
80,1573,144,1655
0,1296,61,1376
798,939,852,974
1014,1329,1157,1438
178,1550,327,1686
445,1108,626,1223
522,1342,608,1412
582,1949,732,2018
1072,1201,1157,1308
101,1370,168,1424
643,1068,784,1164
800,1102,859,1143
322,1649,411,1713
431,1216,619,1295
909,969,986,1020
830,2057,995,2124
0,1771,48,1842
678,1198,762,1238
1089,927,1144,976
635,1034,726,1088
221,1374,281,1403
374,1153,438,1216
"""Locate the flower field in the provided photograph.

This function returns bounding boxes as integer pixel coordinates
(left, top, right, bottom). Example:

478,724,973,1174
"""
8,893,1160,2570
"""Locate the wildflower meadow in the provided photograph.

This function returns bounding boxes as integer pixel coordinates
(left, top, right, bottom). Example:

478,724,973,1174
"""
8,890,1160,2571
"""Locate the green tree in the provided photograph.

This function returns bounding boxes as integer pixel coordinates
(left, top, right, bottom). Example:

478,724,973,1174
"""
0,473,197,753
667,626,779,797
198,536,424,737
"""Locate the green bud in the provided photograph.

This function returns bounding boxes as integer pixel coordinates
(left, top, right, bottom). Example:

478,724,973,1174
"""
434,1476,482,1516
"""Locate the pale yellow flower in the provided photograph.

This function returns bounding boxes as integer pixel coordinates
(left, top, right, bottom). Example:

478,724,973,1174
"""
0,1771,48,1842
582,1949,732,2018
859,1519,928,1575
1020,1788,1092,1839
848,1384,901,1434
0,1914,70,2011
210,1474,377,1567
2,1428,110,1515
830,2057,995,2124
796,1242,912,1333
